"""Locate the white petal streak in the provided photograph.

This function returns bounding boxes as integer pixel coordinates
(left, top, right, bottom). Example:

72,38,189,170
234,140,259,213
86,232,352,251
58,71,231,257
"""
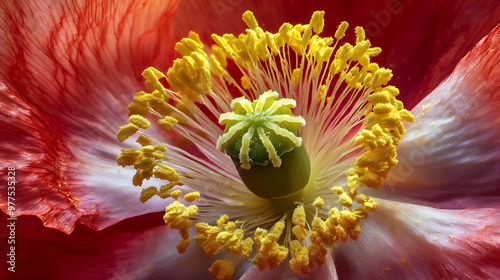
333,199,500,280
384,25,500,208
238,252,338,280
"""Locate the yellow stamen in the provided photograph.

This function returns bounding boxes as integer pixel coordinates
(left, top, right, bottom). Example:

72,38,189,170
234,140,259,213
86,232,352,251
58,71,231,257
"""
117,124,138,142
176,239,191,254
209,260,234,280
116,9,414,280
158,116,178,130
163,201,198,239
184,191,200,202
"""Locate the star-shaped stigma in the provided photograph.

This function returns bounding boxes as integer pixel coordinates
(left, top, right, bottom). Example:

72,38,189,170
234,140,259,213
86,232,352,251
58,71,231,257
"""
216,91,306,170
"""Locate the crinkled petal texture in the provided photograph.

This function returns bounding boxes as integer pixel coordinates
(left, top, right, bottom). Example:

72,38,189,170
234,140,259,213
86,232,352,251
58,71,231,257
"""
0,0,180,233
0,211,220,280
333,25,500,279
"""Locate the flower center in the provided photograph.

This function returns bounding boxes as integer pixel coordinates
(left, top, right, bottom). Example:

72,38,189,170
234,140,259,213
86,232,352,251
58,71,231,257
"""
116,10,414,280
217,91,311,200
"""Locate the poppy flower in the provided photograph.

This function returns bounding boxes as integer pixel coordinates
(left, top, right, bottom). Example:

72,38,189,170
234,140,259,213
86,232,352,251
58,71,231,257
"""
0,1,499,279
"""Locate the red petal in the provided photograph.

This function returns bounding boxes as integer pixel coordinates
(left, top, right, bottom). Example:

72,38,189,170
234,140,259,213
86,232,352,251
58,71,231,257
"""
333,200,500,279
0,211,219,279
381,24,500,209
0,0,179,233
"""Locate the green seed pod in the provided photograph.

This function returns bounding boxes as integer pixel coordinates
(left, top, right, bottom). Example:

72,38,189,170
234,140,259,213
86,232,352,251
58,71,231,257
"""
217,91,311,199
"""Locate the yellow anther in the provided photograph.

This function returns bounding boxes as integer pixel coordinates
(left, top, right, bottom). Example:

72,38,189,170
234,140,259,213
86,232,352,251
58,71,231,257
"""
310,11,325,34
154,164,181,181
368,91,391,104
217,215,229,227
242,10,258,30
292,206,306,227
157,182,182,198
252,222,288,270
366,63,380,73
153,144,167,152
164,201,198,239
275,23,292,47
292,68,301,87
339,193,353,207
180,37,203,53
184,191,200,202
355,26,365,44
129,115,151,129
176,239,191,254
331,186,344,195
194,222,223,255
352,40,371,61
289,240,310,275
209,260,234,280
291,206,308,241
194,214,250,260
367,47,382,56
339,43,353,61
133,91,154,103
139,186,158,203
116,148,141,167
211,34,233,57
219,229,245,254
140,145,154,153
242,238,254,258
128,100,150,116
359,54,370,68
175,42,193,56
371,68,393,88
142,67,166,95
264,31,279,54
241,76,252,90
299,26,313,50
188,31,203,45
157,189,174,199
171,189,182,200
167,51,211,103
373,103,393,114
255,37,270,61
212,46,228,69
209,55,226,77
158,116,178,130
132,168,152,186
294,24,307,33
313,197,324,208
354,194,369,204
292,225,308,242
330,43,352,74
136,135,152,146
307,243,328,267
289,28,304,54
117,124,138,142
134,157,156,170
335,21,349,40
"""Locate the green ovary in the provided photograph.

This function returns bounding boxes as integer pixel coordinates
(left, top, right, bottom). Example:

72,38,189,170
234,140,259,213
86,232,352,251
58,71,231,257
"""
217,91,311,199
